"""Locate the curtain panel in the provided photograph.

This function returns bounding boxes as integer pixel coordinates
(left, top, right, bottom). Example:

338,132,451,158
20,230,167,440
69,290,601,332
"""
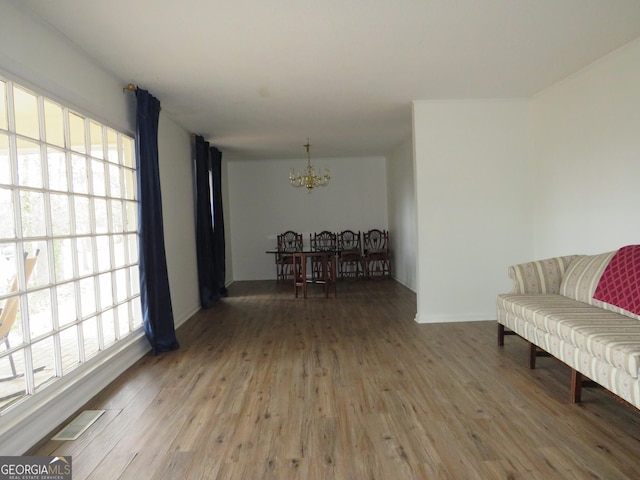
194,136,227,307
210,145,228,299
135,88,179,353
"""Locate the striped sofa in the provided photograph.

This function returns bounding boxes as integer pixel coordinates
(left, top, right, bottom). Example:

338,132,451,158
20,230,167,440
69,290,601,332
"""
497,247,640,410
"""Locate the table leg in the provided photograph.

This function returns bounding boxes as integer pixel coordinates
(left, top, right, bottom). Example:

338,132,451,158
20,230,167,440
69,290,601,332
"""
330,253,337,297
302,253,308,298
293,252,307,298
323,254,329,298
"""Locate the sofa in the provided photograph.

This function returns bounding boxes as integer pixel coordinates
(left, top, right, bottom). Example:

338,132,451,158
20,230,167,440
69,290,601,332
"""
496,245,640,410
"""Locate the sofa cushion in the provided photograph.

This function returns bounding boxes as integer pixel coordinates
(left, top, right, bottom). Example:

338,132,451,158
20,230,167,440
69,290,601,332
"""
593,245,640,317
559,251,615,305
508,255,582,294
498,293,640,379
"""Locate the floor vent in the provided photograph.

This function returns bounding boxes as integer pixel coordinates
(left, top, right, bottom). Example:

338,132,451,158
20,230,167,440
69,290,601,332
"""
52,410,105,441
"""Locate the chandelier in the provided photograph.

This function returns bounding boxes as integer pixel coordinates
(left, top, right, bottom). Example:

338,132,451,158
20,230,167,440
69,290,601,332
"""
289,139,330,192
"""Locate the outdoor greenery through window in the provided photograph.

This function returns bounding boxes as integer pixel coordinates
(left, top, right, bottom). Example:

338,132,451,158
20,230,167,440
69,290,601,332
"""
0,76,142,411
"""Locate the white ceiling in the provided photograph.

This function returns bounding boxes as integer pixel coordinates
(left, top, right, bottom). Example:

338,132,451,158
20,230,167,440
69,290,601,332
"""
14,0,640,160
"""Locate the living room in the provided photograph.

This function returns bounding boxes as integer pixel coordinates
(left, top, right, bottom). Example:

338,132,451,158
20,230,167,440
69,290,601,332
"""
1,0,640,466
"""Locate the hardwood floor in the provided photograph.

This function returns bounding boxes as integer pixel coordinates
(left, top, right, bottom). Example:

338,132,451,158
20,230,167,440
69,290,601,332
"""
31,280,640,479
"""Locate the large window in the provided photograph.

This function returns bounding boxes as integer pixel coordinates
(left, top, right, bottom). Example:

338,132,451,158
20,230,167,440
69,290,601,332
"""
0,77,141,411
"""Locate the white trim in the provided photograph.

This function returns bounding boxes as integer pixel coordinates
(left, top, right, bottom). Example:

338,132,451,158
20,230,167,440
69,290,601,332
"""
390,275,416,293
175,306,200,329
414,312,496,324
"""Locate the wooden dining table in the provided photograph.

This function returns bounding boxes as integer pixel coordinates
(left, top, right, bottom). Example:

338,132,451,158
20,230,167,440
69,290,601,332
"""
266,249,337,298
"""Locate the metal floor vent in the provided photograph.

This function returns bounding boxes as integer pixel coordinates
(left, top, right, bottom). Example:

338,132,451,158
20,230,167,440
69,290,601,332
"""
52,410,105,441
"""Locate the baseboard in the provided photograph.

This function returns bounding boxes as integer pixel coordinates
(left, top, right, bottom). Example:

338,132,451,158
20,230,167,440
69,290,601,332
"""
414,312,496,324
390,274,416,293
175,305,200,329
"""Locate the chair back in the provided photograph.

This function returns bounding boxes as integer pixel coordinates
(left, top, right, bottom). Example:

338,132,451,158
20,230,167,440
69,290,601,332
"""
277,231,302,253
337,230,361,254
363,229,389,253
310,231,336,251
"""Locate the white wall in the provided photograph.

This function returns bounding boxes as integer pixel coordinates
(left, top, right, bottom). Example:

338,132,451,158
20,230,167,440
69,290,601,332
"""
386,137,417,291
0,0,198,454
158,118,200,322
0,1,133,135
227,156,388,280
532,39,640,258
412,100,533,323
410,39,640,325
222,157,234,285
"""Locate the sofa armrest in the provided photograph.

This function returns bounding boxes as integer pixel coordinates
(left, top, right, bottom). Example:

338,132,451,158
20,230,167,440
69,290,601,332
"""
508,255,583,294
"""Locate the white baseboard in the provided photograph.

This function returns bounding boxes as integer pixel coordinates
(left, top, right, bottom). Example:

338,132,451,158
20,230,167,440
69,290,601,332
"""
390,274,416,293
175,305,200,329
414,312,496,324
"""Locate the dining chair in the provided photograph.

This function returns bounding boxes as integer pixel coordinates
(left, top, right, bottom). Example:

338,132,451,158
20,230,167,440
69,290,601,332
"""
362,229,390,278
276,231,302,282
337,230,363,279
310,231,337,281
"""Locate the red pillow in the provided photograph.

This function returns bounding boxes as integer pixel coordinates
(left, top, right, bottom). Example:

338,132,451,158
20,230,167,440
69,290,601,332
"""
593,245,640,315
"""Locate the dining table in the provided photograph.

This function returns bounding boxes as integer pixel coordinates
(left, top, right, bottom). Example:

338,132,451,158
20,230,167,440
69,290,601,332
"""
265,249,337,298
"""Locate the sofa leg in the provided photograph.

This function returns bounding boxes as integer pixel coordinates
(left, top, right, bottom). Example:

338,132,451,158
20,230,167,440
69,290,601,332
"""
529,343,537,369
571,369,582,403
497,323,516,346
528,343,552,369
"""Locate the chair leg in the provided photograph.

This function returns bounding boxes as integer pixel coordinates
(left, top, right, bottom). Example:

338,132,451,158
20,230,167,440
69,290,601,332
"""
279,261,296,283
339,258,363,280
284,263,291,281
366,259,389,279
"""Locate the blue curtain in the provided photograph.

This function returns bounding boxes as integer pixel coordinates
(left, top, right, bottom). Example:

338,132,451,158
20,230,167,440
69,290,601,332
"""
210,146,228,299
135,88,179,353
194,136,227,307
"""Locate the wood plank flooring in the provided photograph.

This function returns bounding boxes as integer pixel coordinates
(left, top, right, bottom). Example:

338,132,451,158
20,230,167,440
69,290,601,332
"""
31,280,640,479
